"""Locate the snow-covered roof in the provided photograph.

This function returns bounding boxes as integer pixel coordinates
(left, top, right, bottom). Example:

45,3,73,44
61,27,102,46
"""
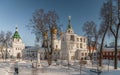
103,47,120,51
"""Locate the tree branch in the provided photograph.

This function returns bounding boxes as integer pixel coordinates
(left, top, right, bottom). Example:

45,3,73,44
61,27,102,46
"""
110,25,116,37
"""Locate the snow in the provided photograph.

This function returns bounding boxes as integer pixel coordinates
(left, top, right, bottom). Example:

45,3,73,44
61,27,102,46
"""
0,60,120,75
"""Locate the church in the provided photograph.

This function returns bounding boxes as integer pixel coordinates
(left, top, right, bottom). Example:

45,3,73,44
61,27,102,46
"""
0,27,25,59
60,16,89,60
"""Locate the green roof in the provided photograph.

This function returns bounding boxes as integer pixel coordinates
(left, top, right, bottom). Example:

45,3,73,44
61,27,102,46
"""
67,19,72,29
67,24,72,29
13,31,21,39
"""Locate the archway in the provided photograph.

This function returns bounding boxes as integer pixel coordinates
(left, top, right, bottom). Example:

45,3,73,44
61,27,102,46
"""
17,53,21,59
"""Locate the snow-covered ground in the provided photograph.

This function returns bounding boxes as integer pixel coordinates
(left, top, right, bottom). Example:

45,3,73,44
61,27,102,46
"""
0,60,120,75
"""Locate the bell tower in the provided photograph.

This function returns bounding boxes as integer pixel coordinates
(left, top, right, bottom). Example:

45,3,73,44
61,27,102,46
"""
12,26,25,59
66,16,74,34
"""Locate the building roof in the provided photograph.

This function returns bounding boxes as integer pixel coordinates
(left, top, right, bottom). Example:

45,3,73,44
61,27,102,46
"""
87,46,96,51
103,47,120,51
13,31,21,39
67,24,72,29
13,27,21,39
67,16,72,30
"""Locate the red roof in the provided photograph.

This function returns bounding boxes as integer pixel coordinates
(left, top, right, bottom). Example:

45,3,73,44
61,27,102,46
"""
87,46,96,51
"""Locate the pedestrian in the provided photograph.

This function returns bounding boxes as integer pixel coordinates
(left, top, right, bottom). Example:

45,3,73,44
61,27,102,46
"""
14,63,19,74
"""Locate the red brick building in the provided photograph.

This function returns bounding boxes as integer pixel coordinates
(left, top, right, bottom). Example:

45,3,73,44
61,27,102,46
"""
102,48,120,60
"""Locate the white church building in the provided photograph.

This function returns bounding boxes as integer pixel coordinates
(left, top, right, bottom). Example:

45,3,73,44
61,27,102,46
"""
60,16,89,60
12,27,25,58
0,27,25,59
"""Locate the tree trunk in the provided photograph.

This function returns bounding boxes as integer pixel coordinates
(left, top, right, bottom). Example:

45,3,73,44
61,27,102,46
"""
114,23,120,69
47,53,52,66
114,36,118,69
99,28,107,66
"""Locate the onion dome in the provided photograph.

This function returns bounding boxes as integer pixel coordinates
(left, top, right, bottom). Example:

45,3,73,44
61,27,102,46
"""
13,27,21,39
51,26,57,34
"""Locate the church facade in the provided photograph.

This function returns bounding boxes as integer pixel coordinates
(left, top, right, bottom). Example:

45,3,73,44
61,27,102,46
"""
12,27,25,58
60,16,89,60
0,27,25,59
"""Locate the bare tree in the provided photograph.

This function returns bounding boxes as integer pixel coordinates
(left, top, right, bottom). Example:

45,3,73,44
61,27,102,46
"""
0,31,12,60
98,1,111,67
83,21,98,60
28,9,61,65
100,0,120,69
107,0,120,69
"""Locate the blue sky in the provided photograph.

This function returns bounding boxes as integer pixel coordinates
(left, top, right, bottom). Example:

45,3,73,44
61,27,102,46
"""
0,0,107,46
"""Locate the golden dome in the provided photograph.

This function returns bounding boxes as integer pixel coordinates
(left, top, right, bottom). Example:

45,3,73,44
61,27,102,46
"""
51,26,57,34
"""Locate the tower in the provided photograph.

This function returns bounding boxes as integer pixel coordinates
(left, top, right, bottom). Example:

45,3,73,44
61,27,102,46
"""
13,26,21,41
61,16,87,60
66,16,74,34
12,26,25,59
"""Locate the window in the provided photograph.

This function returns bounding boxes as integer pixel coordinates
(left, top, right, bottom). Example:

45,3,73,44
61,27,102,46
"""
70,35,74,41
80,38,82,42
110,52,111,55
80,43,82,48
68,30,70,33
77,38,79,41
81,53,84,56
84,38,85,43
106,52,108,55
56,45,58,49
77,43,79,48
94,53,96,56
